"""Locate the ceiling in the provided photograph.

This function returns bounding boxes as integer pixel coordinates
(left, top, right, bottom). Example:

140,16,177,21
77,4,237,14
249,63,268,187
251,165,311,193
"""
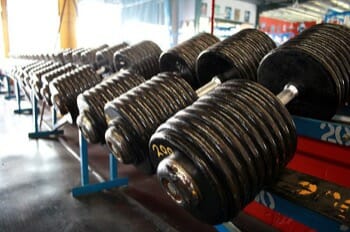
253,0,350,22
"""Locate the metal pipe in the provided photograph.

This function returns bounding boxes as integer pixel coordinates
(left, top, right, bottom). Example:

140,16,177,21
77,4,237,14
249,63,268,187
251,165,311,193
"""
195,77,221,97
276,84,299,105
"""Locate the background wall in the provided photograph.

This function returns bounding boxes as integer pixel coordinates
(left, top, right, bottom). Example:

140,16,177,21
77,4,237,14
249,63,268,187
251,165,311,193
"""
201,0,257,25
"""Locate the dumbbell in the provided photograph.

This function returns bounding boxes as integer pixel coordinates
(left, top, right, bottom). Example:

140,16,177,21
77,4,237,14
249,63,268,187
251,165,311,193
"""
10,60,44,84
76,70,146,144
104,29,276,174
31,62,64,99
77,40,162,144
113,40,162,79
151,23,350,225
80,44,109,67
258,23,350,119
95,43,129,73
72,48,89,64
152,79,296,224
41,63,77,106
159,32,220,88
24,61,55,87
62,49,74,64
50,65,102,122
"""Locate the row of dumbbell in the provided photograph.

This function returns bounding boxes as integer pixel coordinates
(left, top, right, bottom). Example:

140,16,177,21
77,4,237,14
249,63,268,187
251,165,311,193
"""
11,23,350,225
78,23,350,225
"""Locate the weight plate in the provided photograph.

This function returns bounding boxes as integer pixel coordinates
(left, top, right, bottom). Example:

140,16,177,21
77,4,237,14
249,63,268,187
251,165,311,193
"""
258,48,339,120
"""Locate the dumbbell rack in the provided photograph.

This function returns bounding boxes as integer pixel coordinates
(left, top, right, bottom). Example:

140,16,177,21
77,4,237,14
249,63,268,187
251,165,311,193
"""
247,113,350,231
12,76,64,138
71,133,128,197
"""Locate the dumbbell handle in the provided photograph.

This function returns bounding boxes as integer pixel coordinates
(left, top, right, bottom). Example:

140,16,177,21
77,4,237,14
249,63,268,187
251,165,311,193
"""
277,84,299,105
196,77,299,106
196,77,221,97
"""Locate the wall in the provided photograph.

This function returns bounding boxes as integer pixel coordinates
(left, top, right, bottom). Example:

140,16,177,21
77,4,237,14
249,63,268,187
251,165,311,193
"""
201,0,257,25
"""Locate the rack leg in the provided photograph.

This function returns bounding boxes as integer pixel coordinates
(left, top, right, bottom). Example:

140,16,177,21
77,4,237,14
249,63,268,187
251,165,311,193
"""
13,80,32,114
110,154,118,181
80,131,89,186
28,90,63,138
72,132,128,197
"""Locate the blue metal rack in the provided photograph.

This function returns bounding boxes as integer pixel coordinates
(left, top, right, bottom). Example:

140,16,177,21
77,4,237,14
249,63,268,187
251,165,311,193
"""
28,89,64,139
72,132,128,197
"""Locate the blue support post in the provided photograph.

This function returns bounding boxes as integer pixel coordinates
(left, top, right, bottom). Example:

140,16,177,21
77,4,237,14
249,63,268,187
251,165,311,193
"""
13,79,32,114
80,131,89,186
110,153,118,180
28,90,64,139
72,132,128,197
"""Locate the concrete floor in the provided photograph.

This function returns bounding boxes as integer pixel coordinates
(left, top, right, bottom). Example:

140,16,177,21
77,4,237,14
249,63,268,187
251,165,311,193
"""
0,96,180,232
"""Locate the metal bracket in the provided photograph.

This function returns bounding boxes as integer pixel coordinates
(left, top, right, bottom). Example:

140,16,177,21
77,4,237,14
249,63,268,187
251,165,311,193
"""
72,131,128,197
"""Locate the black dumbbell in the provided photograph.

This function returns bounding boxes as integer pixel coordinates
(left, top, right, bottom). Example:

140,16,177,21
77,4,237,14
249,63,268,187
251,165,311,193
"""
152,79,296,224
104,29,276,174
50,65,102,122
41,63,77,106
258,23,350,120
95,43,129,73
151,23,350,225
80,44,109,67
159,32,220,88
76,40,162,144
24,61,55,87
31,62,64,100
113,40,162,79
76,70,146,144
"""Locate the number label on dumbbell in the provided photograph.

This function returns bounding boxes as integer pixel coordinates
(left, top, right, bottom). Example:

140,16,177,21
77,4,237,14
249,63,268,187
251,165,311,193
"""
320,123,350,146
151,144,173,158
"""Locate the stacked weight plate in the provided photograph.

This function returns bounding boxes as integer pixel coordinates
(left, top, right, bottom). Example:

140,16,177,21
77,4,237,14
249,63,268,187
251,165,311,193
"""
258,23,350,119
30,62,63,99
77,70,146,143
105,72,197,173
50,65,102,122
41,63,77,106
159,33,220,88
80,44,109,67
104,29,277,174
10,60,44,85
196,28,276,85
152,79,297,225
95,43,129,73
113,40,162,79
24,61,54,87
